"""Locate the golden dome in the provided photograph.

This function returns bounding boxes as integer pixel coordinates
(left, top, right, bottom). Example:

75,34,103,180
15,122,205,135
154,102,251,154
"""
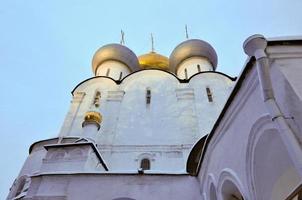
138,52,169,71
83,111,102,124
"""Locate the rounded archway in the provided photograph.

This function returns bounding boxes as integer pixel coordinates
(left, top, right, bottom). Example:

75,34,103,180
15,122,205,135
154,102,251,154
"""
221,179,244,200
209,183,218,200
217,170,246,200
252,129,301,200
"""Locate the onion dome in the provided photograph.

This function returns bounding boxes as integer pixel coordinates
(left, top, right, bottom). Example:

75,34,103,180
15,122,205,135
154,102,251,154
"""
92,43,140,75
82,111,102,130
169,39,218,73
138,51,169,71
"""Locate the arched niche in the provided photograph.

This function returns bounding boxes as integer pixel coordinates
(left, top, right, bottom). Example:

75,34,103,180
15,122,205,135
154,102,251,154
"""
206,174,218,200
217,169,246,200
136,153,154,170
221,179,244,200
247,115,301,200
209,183,218,200
253,129,301,200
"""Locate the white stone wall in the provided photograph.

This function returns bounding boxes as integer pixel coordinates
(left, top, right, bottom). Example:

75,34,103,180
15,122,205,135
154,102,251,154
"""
57,69,234,172
25,174,202,200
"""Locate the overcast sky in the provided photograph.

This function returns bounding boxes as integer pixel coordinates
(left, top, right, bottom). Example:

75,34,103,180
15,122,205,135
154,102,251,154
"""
1,0,302,198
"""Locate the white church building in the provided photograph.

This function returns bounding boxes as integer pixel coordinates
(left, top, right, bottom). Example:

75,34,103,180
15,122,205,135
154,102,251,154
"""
7,34,302,200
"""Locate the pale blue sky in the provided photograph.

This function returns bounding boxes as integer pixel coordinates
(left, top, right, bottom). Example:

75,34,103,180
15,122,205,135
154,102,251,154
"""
1,0,302,198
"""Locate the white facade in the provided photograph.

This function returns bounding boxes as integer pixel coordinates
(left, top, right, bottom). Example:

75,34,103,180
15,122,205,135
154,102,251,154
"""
7,36,302,200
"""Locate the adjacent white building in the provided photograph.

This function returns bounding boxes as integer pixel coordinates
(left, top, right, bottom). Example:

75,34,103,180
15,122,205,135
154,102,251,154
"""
7,35,302,200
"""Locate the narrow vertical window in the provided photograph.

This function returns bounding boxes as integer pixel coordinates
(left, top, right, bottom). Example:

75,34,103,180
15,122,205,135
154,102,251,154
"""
206,87,213,102
119,72,123,80
93,91,101,107
146,88,151,105
140,158,150,170
184,68,188,79
197,64,201,72
106,68,110,76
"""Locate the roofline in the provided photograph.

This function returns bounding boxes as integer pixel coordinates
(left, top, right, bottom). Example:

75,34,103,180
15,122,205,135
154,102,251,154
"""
29,137,80,154
44,142,108,171
193,38,302,176
71,69,236,95
31,172,190,177
186,134,208,175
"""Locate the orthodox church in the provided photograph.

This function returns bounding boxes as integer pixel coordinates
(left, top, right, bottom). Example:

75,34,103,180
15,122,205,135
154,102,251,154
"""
7,34,302,200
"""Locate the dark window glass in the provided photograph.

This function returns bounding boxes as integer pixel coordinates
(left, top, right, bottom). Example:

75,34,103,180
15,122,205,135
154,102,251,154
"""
106,68,110,76
94,91,101,107
140,158,150,170
206,87,213,102
146,89,151,105
184,68,188,79
197,64,201,72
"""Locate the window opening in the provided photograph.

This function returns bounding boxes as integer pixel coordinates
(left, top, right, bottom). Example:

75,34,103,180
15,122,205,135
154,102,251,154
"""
119,72,123,80
140,158,150,170
146,88,151,105
93,91,101,107
206,87,213,102
197,64,201,72
106,68,110,76
184,68,188,79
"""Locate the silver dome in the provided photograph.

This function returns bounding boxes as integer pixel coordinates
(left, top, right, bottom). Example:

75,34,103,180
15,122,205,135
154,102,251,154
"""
169,39,218,73
92,43,140,75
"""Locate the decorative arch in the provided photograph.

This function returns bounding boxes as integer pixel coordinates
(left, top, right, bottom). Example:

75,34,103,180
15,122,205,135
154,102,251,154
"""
246,115,301,200
206,173,218,200
188,70,236,82
72,69,236,95
246,114,275,199
136,153,154,170
217,169,247,200
72,76,117,96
